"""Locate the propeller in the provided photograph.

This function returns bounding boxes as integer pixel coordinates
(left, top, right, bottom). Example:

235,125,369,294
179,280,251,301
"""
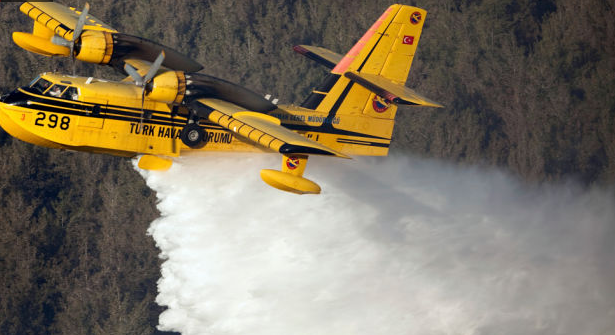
124,51,166,125
51,3,90,75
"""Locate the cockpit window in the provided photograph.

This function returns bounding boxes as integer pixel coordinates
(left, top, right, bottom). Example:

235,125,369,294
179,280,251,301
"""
30,78,52,94
46,84,67,97
61,87,79,100
28,76,41,87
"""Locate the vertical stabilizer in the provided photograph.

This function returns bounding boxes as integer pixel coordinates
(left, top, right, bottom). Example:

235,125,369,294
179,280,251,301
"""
295,5,438,157
302,5,427,120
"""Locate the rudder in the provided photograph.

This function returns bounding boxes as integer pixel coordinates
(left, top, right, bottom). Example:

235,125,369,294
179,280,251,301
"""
332,5,426,83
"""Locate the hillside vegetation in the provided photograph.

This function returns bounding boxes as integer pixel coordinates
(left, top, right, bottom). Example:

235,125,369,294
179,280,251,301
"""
0,0,613,333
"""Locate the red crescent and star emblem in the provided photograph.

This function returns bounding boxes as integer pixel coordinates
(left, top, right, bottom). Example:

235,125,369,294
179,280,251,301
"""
410,11,422,25
402,35,414,45
286,156,300,170
372,95,391,113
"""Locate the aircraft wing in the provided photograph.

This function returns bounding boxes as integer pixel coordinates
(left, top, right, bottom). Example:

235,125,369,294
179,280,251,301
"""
16,2,203,73
108,34,203,72
20,2,117,40
192,98,349,158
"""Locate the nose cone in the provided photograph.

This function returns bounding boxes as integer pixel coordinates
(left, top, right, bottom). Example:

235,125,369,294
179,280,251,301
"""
0,91,10,103
0,92,63,150
0,89,29,106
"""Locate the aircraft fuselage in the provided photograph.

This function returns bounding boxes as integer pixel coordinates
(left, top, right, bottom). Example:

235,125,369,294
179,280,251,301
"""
0,72,393,159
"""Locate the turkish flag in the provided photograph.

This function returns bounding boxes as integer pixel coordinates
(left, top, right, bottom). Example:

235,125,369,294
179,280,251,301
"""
402,35,414,45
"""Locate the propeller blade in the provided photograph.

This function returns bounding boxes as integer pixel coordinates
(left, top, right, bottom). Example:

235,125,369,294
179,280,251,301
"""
124,63,144,85
73,3,90,43
171,106,178,153
70,43,76,75
139,86,153,125
141,88,146,111
71,3,90,75
51,35,71,48
48,3,90,74
143,51,166,85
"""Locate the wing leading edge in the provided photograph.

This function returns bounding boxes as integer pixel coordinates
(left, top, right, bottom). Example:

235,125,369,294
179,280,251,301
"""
191,98,349,158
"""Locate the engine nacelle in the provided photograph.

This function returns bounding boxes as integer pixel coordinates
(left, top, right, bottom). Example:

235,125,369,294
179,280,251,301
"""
75,30,114,65
147,71,186,104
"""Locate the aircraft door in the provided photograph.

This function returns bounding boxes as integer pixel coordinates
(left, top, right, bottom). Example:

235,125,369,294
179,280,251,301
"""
78,98,106,129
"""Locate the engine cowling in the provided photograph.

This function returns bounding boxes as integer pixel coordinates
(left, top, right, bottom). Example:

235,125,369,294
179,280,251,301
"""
75,30,114,65
147,71,186,104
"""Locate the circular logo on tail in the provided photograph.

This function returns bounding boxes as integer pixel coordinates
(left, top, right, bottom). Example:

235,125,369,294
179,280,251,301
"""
372,95,391,113
286,156,300,170
410,11,422,25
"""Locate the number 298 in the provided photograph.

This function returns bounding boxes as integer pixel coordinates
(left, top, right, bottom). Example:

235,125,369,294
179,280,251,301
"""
34,112,70,130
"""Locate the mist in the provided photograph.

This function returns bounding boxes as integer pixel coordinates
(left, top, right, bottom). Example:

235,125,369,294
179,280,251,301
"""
138,153,615,335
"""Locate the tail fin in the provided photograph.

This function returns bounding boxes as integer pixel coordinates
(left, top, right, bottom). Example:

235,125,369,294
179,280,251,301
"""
332,5,425,82
302,5,435,119
297,5,440,157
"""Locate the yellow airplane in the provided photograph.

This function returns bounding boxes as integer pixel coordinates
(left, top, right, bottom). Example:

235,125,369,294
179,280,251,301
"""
0,2,442,194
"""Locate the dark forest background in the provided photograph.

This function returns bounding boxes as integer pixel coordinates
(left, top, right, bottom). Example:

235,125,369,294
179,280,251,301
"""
0,0,613,333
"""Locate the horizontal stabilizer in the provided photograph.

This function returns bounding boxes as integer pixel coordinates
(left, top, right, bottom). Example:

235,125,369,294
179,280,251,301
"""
345,71,443,108
293,45,343,69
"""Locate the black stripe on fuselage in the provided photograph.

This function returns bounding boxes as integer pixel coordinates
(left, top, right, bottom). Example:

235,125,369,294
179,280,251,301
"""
281,122,389,141
18,89,225,130
18,89,389,144
336,138,389,148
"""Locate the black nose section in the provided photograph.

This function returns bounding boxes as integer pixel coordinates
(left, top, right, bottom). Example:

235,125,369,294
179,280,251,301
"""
0,89,29,106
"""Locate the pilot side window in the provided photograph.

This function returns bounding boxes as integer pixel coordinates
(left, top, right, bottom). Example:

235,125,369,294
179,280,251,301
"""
46,84,67,98
61,87,79,100
30,78,52,94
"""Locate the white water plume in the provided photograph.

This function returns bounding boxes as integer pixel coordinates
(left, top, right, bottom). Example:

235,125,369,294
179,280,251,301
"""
137,153,615,335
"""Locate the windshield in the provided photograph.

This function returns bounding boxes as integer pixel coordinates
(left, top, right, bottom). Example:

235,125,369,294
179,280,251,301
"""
28,76,41,87
30,78,52,94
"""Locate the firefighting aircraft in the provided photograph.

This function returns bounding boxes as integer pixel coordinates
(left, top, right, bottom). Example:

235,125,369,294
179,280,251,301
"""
0,2,442,194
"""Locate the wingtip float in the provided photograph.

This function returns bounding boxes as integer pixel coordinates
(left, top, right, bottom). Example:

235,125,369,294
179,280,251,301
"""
0,2,442,195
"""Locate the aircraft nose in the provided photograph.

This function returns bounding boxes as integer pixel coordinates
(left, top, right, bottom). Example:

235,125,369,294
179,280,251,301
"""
1,89,28,106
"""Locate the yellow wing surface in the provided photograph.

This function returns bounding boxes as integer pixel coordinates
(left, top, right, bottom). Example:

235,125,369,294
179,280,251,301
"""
194,98,348,158
13,2,202,72
20,1,117,39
